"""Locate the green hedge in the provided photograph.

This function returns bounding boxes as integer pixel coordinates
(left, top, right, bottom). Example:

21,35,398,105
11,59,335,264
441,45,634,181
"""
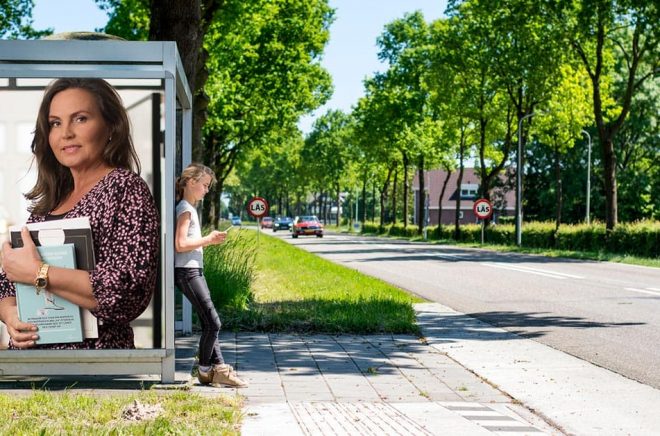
361,220,659,258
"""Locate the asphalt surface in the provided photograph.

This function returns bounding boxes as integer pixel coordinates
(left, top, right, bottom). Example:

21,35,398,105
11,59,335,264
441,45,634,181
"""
270,230,660,390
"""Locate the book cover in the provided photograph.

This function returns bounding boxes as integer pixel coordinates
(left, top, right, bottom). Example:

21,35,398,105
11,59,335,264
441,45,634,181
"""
10,217,99,339
15,244,84,345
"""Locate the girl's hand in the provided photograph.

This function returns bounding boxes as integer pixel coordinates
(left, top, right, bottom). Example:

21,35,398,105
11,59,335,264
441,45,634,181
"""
1,227,41,285
206,230,227,245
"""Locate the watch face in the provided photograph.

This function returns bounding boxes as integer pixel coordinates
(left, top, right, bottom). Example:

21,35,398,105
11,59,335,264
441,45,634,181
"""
36,278,47,288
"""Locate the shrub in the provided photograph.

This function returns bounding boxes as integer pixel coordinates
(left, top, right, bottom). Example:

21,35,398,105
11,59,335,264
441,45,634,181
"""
204,230,257,310
555,223,606,252
388,224,420,237
521,221,556,249
606,221,660,258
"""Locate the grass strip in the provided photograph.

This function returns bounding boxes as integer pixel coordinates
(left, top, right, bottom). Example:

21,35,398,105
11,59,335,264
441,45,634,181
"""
219,230,423,334
0,390,242,435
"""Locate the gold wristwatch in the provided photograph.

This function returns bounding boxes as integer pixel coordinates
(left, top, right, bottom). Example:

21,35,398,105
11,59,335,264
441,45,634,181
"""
35,262,50,294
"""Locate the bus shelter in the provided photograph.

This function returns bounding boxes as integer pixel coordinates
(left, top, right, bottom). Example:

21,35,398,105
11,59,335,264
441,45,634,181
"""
0,40,192,383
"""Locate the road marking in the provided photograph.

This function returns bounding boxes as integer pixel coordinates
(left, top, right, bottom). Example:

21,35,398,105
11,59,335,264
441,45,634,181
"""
416,251,465,261
647,287,660,292
481,262,584,279
624,287,660,296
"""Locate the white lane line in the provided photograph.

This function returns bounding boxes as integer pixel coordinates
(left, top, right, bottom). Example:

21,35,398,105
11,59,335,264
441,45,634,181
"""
481,262,584,279
647,287,660,292
417,251,465,261
624,287,660,296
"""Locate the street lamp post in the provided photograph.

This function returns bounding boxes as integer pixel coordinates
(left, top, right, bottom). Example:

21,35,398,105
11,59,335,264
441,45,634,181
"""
516,112,541,246
581,130,592,225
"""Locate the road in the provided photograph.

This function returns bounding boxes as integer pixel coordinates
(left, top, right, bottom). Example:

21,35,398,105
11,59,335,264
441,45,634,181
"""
267,230,660,390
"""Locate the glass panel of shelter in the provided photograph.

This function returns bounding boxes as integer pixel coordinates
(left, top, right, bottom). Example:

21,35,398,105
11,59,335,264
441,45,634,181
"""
0,77,165,349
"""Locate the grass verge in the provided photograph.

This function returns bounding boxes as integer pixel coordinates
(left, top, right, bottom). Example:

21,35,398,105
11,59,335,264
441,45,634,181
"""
0,390,242,435
218,230,423,334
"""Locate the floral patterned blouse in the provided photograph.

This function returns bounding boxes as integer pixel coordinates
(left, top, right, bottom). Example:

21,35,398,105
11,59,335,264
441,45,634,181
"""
0,168,160,349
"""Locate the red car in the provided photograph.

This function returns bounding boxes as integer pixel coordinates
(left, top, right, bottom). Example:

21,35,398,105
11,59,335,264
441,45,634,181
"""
260,216,273,229
292,215,324,238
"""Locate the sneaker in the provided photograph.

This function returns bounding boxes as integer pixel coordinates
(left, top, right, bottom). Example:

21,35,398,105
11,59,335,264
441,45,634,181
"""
211,364,248,388
197,366,214,385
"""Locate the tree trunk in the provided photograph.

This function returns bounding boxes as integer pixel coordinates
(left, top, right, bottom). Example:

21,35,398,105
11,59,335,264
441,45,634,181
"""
149,0,222,160
417,157,425,235
361,177,367,223
454,128,466,240
371,181,376,223
438,167,452,227
336,183,341,227
379,167,393,230
402,153,409,228
391,168,398,225
554,145,562,232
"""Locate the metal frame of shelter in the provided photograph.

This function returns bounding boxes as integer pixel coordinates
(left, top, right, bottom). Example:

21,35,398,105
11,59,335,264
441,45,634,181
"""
0,40,192,383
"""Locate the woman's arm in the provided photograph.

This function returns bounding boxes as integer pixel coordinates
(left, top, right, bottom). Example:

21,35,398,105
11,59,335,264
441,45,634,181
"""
88,175,159,323
175,211,226,253
1,228,98,310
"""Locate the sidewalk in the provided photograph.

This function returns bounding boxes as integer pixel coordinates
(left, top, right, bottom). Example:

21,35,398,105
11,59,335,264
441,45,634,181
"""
3,303,659,434
192,305,559,435
196,302,660,435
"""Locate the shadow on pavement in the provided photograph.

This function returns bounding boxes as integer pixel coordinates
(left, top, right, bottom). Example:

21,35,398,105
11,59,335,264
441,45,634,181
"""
417,309,644,343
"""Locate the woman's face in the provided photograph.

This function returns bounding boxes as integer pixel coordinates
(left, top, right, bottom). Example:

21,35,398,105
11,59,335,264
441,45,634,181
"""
48,87,111,172
188,174,212,203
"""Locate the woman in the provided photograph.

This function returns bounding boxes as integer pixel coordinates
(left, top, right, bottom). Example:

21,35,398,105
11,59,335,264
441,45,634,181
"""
175,163,247,387
0,78,159,349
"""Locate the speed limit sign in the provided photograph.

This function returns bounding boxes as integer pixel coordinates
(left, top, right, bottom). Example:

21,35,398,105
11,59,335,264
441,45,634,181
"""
473,198,493,220
247,197,269,218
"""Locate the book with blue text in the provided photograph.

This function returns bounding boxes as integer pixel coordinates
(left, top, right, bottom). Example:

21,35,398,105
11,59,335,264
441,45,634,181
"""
10,217,98,339
14,244,84,344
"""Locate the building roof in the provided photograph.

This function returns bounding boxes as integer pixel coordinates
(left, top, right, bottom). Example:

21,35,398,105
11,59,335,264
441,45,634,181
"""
413,168,515,210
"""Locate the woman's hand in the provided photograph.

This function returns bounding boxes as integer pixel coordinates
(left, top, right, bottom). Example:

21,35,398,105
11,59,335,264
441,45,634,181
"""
0,298,38,349
1,227,41,285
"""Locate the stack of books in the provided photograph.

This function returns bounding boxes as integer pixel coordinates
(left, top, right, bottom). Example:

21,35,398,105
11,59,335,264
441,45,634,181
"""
10,217,98,345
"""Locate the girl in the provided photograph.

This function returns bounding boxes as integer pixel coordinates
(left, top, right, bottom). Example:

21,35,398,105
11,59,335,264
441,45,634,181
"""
174,163,247,387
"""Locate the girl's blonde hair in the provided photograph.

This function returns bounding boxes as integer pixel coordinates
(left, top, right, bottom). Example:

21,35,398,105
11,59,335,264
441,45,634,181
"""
175,163,217,202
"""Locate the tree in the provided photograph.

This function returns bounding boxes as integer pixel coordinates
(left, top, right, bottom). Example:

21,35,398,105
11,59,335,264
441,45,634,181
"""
98,0,334,223
95,0,149,40
201,0,333,223
534,64,593,229
374,11,442,233
303,110,353,226
97,0,222,158
613,65,660,221
560,0,660,229
0,0,51,39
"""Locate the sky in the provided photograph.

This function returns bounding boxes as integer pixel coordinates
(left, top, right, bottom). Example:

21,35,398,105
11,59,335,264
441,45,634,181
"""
31,0,447,134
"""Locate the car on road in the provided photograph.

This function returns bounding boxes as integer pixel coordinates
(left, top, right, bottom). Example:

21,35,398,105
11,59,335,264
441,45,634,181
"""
261,216,274,229
273,216,293,232
292,215,323,238
231,216,242,226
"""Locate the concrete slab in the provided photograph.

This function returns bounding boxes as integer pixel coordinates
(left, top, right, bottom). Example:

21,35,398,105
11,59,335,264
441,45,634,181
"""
417,302,660,435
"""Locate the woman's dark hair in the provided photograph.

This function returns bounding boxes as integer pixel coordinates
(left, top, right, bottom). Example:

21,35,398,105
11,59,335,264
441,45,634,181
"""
26,78,141,215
